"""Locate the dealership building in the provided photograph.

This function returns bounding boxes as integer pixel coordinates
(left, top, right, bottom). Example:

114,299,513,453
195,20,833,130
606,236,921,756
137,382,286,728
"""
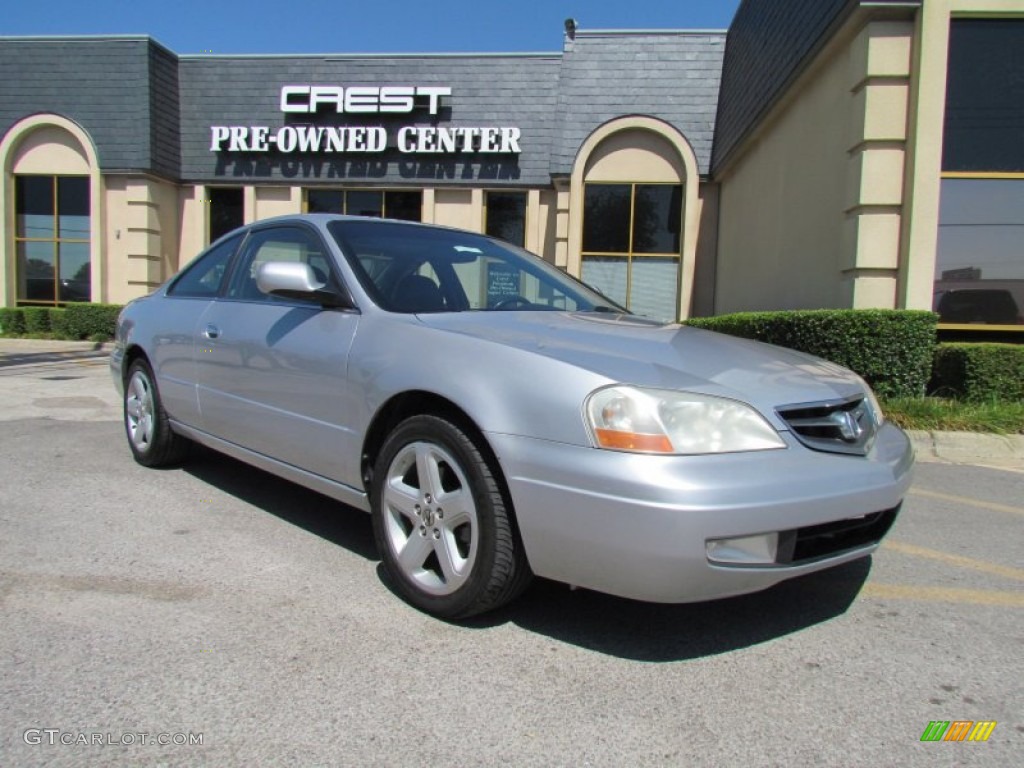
1,0,1022,332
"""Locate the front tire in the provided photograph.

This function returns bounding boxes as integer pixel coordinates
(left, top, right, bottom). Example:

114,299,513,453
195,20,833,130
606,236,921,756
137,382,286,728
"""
123,359,188,467
371,414,531,619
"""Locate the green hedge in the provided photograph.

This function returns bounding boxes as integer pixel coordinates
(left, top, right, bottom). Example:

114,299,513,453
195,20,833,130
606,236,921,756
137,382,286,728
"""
60,303,122,341
931,343,1024,402
0,304,120,340
23,306,52,334
685,309,938,399
0,307,27,335
48,308,72,339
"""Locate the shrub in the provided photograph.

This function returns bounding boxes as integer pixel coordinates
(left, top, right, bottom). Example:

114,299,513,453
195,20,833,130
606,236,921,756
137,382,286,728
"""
48,308,71,339
60,303,123,341
22,306,52,334
0,307,27,335
931,343,1024,402
685,309,938,399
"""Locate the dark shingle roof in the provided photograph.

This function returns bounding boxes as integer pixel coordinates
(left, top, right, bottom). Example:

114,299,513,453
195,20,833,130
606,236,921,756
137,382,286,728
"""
1,30,728,184
712,0,920,175
552,31,726,177
0,37,174,175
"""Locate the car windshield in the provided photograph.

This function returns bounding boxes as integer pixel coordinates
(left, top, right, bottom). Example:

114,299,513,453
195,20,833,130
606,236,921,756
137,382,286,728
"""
328,219,625,314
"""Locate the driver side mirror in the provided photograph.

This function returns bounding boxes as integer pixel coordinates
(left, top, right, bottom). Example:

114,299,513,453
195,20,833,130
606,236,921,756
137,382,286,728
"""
256,261,354,309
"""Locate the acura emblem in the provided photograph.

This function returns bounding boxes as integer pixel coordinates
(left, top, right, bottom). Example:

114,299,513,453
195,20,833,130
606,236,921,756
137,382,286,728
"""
830,409,863,442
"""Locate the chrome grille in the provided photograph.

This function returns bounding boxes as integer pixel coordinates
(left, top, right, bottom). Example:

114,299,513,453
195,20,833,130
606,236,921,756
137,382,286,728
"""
776,394,877,455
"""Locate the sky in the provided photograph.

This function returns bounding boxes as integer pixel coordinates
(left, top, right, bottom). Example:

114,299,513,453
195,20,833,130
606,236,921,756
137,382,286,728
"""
1,0,742,55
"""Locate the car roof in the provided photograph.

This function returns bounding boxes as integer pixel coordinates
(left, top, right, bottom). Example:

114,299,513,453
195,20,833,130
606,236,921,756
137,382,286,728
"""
247,213,439,230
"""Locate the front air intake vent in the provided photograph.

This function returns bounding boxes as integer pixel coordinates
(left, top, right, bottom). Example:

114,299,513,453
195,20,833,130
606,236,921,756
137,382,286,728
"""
775,506,899,564
777,395,877,456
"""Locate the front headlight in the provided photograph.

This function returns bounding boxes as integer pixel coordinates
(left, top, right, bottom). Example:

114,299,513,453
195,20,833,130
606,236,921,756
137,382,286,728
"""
584,385,786,455
855,375,885,426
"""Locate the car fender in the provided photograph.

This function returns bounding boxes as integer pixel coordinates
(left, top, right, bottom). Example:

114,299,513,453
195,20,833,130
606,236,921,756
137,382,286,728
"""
350,314,607,448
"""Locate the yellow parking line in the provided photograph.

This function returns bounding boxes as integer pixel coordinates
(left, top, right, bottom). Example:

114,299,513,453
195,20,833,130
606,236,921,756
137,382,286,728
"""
909,487,1024,517
882,540,1024,582
863,583,1024,607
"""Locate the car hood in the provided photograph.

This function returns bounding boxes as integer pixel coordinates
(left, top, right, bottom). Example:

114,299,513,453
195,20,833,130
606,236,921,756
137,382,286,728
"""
417,311,865,418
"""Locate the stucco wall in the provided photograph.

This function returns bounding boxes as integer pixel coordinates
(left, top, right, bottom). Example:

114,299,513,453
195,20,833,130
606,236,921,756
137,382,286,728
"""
715,31,858,313
103,177,181,304
429,188,481,232
714,19,914,313
532,189,558,263
691,184,719,317
250,186,301,221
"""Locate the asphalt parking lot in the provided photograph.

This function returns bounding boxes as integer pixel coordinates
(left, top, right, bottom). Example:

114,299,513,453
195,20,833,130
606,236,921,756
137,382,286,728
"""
1,342,1021,767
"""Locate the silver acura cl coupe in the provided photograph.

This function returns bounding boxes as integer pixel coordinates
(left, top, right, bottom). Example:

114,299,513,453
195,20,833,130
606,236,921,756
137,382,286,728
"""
111,214,914,618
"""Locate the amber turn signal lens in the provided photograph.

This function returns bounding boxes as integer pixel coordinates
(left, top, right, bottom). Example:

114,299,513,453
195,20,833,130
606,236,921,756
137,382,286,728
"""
594,428,674,453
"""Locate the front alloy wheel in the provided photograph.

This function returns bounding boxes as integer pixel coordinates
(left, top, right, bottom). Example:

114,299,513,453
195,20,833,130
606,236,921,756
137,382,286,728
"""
372,415,531,618
123,359,188,467
381,440,479,596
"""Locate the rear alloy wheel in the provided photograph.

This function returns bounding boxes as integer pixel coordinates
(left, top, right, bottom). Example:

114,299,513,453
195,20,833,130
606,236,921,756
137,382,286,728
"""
124,359,188,467
372,415,531,619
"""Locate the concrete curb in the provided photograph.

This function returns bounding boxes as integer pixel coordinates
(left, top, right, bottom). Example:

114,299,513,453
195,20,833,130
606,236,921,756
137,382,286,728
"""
0,338,111,355
907,429,1024,469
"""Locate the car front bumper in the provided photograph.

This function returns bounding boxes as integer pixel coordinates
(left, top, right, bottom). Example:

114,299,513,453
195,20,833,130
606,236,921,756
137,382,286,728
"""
488,423,913,603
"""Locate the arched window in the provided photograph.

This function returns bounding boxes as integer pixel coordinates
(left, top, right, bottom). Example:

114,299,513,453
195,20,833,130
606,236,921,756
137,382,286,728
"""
569,118,700,322
2,116,101,306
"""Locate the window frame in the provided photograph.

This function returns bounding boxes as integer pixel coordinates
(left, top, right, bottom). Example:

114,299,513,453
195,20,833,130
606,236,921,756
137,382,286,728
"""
13,174,91,306
484,190,528,248
935,172,1024,333
207,187,245,244
936,17,1024,333
305,188,423,221
580,181,683,319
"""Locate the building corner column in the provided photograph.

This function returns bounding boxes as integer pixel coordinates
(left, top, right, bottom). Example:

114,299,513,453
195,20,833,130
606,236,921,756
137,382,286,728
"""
841,19,916,310
896,0,952,311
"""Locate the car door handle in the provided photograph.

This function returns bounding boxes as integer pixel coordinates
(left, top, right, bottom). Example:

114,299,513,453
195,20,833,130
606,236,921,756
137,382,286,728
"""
203,324,221,340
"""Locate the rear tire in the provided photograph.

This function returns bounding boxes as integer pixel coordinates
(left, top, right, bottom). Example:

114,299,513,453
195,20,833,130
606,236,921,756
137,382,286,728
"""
123,359,188,467
371,414,531,619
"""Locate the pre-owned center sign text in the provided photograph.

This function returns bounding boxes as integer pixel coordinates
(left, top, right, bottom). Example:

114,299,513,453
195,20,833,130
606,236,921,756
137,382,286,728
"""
210,85,522,155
